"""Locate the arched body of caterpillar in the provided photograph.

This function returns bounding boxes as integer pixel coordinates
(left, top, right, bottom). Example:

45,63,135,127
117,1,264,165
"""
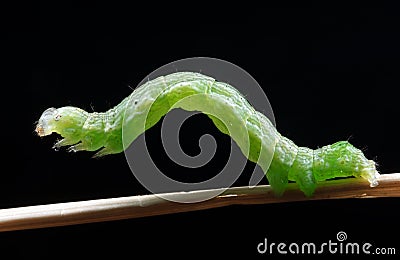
35,72,379,197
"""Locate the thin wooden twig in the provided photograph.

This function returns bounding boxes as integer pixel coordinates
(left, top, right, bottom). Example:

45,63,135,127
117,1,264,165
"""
1,173,399,232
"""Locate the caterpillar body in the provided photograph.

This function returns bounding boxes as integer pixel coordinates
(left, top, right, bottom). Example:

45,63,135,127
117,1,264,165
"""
35,72,379,197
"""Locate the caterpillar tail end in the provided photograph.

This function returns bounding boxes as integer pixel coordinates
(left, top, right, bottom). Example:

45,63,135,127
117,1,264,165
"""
360,160,380,188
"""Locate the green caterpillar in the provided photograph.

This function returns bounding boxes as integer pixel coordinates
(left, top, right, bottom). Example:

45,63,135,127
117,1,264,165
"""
35,72,379,197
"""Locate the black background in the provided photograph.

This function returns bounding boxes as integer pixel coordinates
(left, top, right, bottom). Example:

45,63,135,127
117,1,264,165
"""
2,3,399,258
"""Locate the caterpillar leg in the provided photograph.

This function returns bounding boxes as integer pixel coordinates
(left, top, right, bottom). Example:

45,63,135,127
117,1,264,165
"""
92,147,115,158
53,138,79,150
265,136,298,196
67,143,88,153
266,171,288,197
288,147,316,197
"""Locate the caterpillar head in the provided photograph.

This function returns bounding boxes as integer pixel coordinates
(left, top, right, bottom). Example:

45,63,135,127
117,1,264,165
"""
35,107,88,141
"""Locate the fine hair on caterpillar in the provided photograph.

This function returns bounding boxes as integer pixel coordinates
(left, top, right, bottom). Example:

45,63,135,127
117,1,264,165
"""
35,57,380,201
